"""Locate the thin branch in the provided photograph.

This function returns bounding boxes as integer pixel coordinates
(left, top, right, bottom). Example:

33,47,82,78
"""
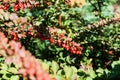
88,0,98,11
87,17,120,30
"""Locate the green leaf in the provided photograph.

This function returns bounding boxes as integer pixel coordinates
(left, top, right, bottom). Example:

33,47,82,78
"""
71,66,77,73
71,66,78,80
26,12,32,17
70,7,82,14
86,77,93,80
66,56,71,64
51,61,59,74
0,70,8,74
71,74,77,80
101,5,114,18
0,64,8,70
0,56,5,62
35,21,42,26
111,60,120,68
57,70,63,75
64,66,74,80
63,20,72,26
96,68,104,77
96,68,104,74
0,14,4,20
83,13,99,23
8,67,18,74
88,69,96,78
10,75,19,80
42,62,50,71
55,75,65,80
2,74,11,79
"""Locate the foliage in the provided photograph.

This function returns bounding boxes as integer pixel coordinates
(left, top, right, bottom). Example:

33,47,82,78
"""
0,32,53,80
0,0,120,80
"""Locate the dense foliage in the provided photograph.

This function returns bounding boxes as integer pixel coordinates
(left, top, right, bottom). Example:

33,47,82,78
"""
0,0,120,80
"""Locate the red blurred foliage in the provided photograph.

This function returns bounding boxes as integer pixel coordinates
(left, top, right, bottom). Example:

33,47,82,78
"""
0,32,55,80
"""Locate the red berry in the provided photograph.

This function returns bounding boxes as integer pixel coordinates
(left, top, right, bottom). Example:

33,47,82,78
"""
62,43,66,48
23,2,27,8
71,50,76,54
3,6,8,10
28,27,33,31
64,45,70,50
27,2,32,9
14,4,19,11
57,40,62,46
49,38,54,43
29,5,32,9
76,51,81,54
11,32,16,36
70,47,77,51
108,50,113,55
13,36,18,41
19,2,25,10
14,7,18,11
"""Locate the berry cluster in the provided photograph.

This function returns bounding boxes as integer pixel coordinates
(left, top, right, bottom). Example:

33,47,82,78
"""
22,28,83,55
14,28,83,55
0,1,39,11
0,3,10,10
10,28,49,41
25,31,50,41
49,38,83,54
14,1,32,11
48,27,83,54
10,32,19,41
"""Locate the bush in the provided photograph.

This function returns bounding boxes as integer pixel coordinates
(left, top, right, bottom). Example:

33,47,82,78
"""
0,0,120,80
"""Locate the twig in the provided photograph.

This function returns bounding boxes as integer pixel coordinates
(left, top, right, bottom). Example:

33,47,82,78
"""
87,17,120,30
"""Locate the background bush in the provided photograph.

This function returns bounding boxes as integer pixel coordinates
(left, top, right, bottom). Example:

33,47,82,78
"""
0,0,120,80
